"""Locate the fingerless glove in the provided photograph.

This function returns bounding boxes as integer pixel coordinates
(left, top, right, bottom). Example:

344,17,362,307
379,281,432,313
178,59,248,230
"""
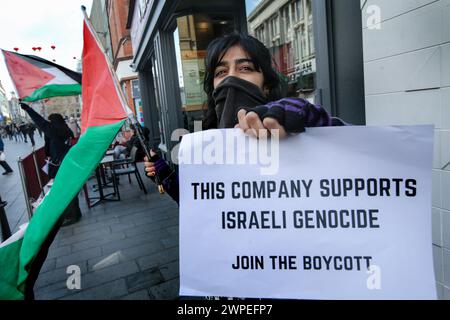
240,97,332,133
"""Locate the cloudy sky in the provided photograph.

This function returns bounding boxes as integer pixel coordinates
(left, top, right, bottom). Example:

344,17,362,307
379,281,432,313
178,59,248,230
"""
0,0,93,99
246,0,263,14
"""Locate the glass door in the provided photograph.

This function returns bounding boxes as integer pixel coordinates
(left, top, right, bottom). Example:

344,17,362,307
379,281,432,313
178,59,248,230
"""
172,13,234,132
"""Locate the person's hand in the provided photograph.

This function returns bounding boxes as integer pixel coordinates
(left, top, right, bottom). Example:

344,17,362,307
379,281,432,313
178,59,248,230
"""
235,98,332,139
235,109,287,139
144,149,174,184
144,149,157,177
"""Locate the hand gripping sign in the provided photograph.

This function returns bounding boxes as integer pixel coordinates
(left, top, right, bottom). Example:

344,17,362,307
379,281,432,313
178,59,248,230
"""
179,125,436,300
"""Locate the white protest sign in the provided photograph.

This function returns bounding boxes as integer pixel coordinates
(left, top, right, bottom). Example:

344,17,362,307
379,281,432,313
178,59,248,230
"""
178,125,436,300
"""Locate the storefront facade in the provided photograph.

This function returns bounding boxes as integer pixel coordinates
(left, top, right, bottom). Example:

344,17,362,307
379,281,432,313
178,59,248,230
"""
129,0,366,161
129,0,247,160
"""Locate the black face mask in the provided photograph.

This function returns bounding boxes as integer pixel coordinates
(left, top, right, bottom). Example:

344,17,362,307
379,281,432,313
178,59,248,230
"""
212,76,267,128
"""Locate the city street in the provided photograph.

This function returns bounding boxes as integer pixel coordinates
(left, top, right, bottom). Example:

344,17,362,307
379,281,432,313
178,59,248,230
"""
1,134,44,234
1,136,180,300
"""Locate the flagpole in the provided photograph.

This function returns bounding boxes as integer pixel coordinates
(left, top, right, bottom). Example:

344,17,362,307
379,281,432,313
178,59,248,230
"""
81,6,165,194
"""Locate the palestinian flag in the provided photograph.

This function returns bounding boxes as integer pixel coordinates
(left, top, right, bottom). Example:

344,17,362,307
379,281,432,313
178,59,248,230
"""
0,12,131,299
1,50,81,102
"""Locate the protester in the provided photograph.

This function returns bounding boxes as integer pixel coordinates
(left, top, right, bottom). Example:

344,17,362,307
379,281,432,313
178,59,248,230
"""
26,122,36,147
0,136,14,175
19,102,82,226
19,102,84,300
144,32,344,204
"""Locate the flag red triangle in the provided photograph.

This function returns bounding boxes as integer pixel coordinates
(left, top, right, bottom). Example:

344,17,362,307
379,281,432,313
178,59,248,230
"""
81,20,128,133
2,50,55,99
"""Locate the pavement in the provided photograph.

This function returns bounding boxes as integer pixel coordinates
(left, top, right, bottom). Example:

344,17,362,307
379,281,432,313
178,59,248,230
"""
1,133,44,233
0,135,180,300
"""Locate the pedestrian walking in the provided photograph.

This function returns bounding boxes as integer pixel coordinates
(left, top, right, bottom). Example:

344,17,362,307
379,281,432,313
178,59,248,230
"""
0,136,14,175
19,123,28,143
26,123,36,147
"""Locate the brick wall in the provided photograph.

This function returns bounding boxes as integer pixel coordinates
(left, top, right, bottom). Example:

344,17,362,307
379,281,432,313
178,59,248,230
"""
108,0,133,65
362,0,450,299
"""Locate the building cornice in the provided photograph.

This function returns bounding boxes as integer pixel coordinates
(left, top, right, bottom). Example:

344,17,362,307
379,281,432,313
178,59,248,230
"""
248,0,273,22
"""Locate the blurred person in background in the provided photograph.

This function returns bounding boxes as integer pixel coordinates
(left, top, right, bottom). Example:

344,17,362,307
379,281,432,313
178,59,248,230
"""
0,135,14,175
20,102,81,226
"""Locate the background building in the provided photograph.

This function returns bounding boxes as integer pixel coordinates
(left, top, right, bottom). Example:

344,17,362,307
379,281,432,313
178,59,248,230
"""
107,0,141,123
0,81,10,124
90,0,113,61
248,0,316,99
129,0,247,157
7,92,26,123
84,0,449,299
90,0,141,125
28,96,81,119
361,0,450,299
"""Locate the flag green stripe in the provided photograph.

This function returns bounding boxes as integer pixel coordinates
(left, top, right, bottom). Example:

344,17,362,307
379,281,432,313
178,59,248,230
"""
22,84,82,102
0,239,25,300
0,120,126,299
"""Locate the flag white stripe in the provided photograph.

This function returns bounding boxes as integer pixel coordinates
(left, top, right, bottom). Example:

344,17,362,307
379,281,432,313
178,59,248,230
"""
42,67,78,86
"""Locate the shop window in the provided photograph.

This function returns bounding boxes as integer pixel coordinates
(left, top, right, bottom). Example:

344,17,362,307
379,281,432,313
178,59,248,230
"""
306,0,313,21
139,0,151,20
299,73,314,90
301,25,307,59
131,79,144,127
295,0,304,21
291,2,296,24
255,25,265,45
173,13,234,132
270,14,279,40
308,22,314,56
282,5,290,36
